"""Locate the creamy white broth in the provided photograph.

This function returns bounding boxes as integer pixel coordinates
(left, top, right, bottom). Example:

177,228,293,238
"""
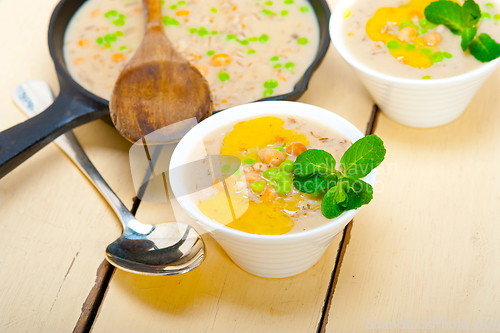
185,116,352,234
342,0,500,79
63,0,320,110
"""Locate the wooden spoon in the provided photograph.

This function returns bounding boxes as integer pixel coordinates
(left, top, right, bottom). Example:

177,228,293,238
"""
110,0,212,143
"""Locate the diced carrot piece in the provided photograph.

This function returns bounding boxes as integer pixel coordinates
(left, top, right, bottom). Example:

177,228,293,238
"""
91,9,100,18
176,10,189,16
261,186,277,202
78,39,90,47
210,54,232,67
112,54,125,62
286,142,307,156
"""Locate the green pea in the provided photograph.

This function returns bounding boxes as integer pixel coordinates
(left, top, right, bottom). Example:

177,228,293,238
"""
281,10,288,16
422,76,431,80
420,48,432,55
211,31,218,35
162,16,180,26
259,34,269,43
170,5,177,10
263,89,273,97
227,34,236,40
285,62,294,69
300,6,309,12
270,56,279,61
240,40,249,45
207,50,215,56
247,49,256,54
482,12,491,19
284,0,294,4
387,41,401,49
297,37,308,45
105,10,117,18
250,181,266,193
486,2,494,8
161,0,165,5
211,8,217,13
263,168,278,179
119,46,127,51
399,20,418,30
495,14,500,20
221,164,232,173
115,31,123,37
274,64,282,68
279,160,294,174
178,0,186,4
119,14,126,19
272,172,290,182
249,37,258,42
265,0,273,4
275,179,292,195
264,80,278,89
432,52,443,63
96,37,104,44
189,28,197,33
197,27,209,37
243,158,256,165
104,42,112,48
262,9,275,15
104,34,114,42
418,28,428,35
443,52,453,59
405,44,416,51
219,71,230,82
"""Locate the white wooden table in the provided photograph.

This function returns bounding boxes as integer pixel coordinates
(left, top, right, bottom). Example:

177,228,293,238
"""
1,0,499,332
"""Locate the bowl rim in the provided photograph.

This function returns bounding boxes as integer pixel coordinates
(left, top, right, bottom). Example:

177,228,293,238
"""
169,101,378,241
329,0,500,86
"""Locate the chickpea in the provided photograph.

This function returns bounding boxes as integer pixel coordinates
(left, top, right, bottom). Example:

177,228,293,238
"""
245,171,261,183
252,162,268,172
261,186,277,202
259,148,286,167
424,32,442,46
286,142,307,156
397,27,417,43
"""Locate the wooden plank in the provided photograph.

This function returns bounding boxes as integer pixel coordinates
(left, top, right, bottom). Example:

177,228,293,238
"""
0,0,136,331
326,69,500,332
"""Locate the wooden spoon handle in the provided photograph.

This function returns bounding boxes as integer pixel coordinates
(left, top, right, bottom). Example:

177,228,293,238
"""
143,0,163,31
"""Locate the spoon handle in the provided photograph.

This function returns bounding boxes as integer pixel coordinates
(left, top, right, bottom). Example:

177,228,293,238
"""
13,81,137,230
143,0,163,30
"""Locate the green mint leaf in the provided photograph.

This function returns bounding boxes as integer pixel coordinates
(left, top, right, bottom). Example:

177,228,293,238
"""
321,184,347,219
424,1,466,35
293,174,337,195
463,0,481,26
339,177,373,211
340,135,386,179
469,33,500,62
293,149,336,177
461,27,477,51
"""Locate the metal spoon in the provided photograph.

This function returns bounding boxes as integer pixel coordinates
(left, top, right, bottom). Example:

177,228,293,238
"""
12,80,205,276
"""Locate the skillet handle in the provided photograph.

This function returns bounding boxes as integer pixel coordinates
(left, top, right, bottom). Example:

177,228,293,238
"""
0,90,108,179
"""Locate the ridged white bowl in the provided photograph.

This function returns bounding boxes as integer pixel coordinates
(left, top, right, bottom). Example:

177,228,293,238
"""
169,101,377,278
330,0,500,128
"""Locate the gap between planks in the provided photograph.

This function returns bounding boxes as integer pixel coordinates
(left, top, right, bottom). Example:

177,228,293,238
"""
73,197,142,333
73,106,380,333
317,104,380,333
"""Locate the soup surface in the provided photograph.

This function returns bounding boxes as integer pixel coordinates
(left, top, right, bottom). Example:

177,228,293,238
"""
342,0,500,79
64,0,320,110
186,116,352,235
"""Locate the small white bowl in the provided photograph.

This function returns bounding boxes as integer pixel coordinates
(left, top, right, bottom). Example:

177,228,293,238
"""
330,0,500,128
169,101,377,278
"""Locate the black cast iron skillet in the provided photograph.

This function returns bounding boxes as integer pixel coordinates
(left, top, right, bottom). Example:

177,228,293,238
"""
0,0,331,180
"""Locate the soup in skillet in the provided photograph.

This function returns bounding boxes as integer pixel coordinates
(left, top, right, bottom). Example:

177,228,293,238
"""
63,0,320,110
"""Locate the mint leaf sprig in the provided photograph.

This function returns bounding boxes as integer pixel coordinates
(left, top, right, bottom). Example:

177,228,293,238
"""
292,135,386,219
424,0,500,62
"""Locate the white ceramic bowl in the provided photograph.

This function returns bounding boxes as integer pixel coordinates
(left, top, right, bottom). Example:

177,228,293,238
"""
169,101,377,278
330,0,500,128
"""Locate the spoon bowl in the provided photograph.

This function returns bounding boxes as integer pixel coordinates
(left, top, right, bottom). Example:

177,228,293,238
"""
106,220,205,275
